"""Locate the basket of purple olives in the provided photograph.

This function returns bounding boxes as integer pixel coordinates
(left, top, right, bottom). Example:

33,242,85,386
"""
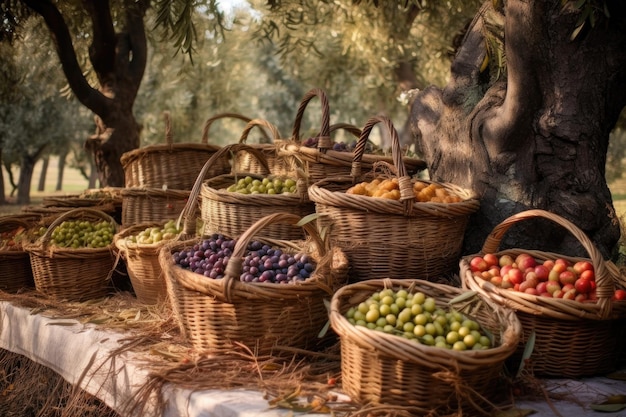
158,212,349,355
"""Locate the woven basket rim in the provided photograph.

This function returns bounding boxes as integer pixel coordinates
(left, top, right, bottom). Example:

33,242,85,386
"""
329,278,522,369
113,220,183,253
159,212,346,303
201,172,310,206
308,177,480,218
460,209,626,321
24,207,119,256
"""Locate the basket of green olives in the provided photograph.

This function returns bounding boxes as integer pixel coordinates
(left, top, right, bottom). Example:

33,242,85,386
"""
114,219,185,304
329,278,521,416
25,208,120,301
186,143,315,241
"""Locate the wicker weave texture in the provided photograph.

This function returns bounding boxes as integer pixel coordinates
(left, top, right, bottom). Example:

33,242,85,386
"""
25,208,119,302
121,111,229,189
0,216,35,292
232,118,293,176
114,222,176,304
308,115,479,282
159,212,349,355
329,278,521,415
277,88,427,184
121,188,193,228
461,209,626,378
183,143,315,241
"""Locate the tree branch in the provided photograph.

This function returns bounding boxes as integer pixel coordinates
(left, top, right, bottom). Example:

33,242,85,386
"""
82,0,116,81
126,1,148,98
21,0,111,119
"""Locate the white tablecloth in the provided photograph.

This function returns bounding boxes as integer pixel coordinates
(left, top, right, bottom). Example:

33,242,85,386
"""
0,301,330,417
1,300,625,416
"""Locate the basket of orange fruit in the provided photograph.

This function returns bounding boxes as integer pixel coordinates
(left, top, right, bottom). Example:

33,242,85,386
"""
307,115,480,282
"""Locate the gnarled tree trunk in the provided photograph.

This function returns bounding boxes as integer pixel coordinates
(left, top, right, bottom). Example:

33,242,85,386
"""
24,0,148,188
410,0,626,259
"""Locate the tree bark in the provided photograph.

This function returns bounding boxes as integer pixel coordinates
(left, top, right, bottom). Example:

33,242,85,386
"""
56,149,67,191
37,156,48,192
23,0,148,187
410,0,626,259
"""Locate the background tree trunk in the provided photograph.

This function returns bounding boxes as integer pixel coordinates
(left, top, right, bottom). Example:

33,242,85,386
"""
56,149,67,191
37,156,48,192
410,0,626,259
17,154,36,204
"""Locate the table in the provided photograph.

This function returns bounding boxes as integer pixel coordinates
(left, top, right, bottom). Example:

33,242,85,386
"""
1,299,625,416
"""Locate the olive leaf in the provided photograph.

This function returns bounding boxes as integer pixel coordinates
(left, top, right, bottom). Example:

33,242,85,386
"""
590,403,626,412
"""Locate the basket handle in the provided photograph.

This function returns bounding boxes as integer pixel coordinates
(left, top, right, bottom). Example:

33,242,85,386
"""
177,143,271,235
481,209,617,318
201,113,270,145
38,208,118,246
290,88,331,151
238,118,283,144
351,115,414,215
329,122,361,139
222,212,328,302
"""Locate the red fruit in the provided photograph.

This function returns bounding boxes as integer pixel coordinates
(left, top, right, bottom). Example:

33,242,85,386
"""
536,281,548,294
524,287,540,296
562,289,577,300
561,283,575,293
483,253,499,267
539,292,552,298
573,260,593,275
500,265,513,278
507,268,524,285
543,259,555,270
470,256,488,272
489,266,501,277
534,265,550,281
545,281,561,294
575,293,588,302
490,275,503,287
614,289,626,301
553,258,570,273
481,271,492,280
559,270,577,286
579,269,595,281
574,278,592,294
553,289,564,299
516,253,537,272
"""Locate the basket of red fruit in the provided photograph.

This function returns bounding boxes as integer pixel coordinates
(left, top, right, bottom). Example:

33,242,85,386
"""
277,88,427,184
460,209,626,378
158,212,349,355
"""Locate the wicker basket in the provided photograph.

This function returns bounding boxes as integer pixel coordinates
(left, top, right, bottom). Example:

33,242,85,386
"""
308,115,480,282
232,118,293,176
329,278,521,416
121,111,230,189
25,208,120,301
193,143,315,240
0,216,36,293
41,187,123,224
159,212,349,355
120,187,194,229
461,209,626,378
113,220,183,304
277,88,427,184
